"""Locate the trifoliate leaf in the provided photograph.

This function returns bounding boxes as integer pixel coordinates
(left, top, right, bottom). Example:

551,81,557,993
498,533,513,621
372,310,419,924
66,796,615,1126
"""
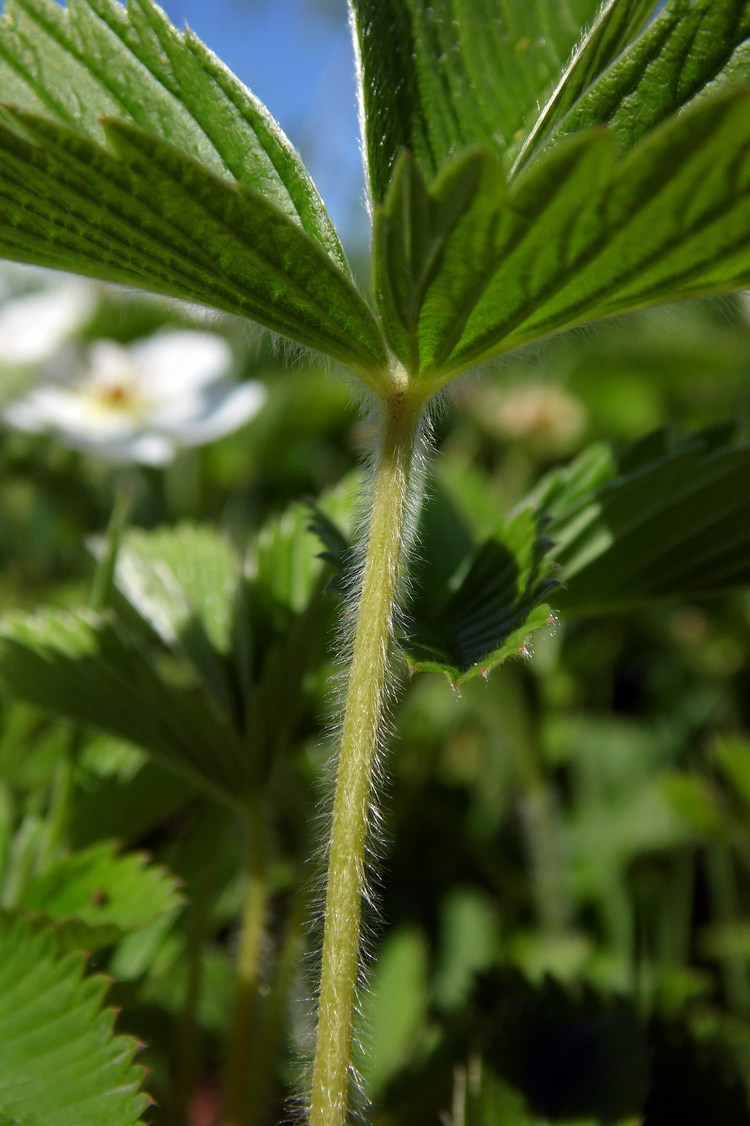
349,0,606,201
0,109,388,383
0,915,148,1125
18,842,182,952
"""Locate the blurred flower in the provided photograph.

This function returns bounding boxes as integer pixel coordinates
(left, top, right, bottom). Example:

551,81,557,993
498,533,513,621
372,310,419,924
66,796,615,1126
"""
3,330,266,466
0,272,95,366
473,382,587,455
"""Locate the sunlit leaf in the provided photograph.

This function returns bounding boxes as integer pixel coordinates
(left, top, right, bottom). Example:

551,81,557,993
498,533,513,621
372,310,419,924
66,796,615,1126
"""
0,0,348,267
522,0,750,164
516,0,656,166
376,88,750,383
350,0,606,200
109,524,239,718
0,110,388,382
0,915,148,1124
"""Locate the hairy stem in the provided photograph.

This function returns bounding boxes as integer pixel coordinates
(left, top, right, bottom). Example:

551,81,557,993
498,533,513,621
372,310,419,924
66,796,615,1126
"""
223,796,268,1126
310,387,426,1126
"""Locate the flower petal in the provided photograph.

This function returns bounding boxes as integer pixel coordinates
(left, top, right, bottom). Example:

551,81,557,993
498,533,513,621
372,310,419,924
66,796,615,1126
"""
0,280,95,365
55,428,175,466
159,381,267,445
131,331,233,395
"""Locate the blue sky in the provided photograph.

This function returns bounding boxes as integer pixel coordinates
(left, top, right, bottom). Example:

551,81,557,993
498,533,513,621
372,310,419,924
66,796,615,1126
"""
160,0,369,250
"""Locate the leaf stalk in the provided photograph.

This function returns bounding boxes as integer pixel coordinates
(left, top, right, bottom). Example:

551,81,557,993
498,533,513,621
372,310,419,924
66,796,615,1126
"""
223,795,269,1126
310,384,427,1126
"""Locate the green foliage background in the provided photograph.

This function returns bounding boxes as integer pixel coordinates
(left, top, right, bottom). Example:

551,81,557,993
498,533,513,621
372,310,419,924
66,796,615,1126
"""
3,275,750,1123
0,0,750,1122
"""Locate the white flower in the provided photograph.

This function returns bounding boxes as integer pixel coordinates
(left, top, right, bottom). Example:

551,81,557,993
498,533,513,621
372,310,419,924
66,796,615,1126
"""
3,330,267,466
0,272,95,366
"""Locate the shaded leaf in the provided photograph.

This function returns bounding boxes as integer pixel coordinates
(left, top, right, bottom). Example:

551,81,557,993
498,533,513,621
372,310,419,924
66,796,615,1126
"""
0,915,148,1125
402,508,558,683
0,110,388,382
310,499,559,684
0,607,249,802
355,926,429,1094
535,426,750,615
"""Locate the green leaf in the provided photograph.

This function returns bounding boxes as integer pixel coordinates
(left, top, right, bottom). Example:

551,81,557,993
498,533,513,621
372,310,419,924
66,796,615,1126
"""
0,109,388,382
516,0,657,166
714,735,750,810
0,915,148,1125
108,524,239,719
310,497,558,684
71,754,195,850
0,0,347,268
0,607,249,802
349,0,605,201
376,87,750,382
536,426,750,615
0,507,337,802
18,842,182,952
523,0,750,163
355,925,429,1094
402,508,558,684
373,146,493,374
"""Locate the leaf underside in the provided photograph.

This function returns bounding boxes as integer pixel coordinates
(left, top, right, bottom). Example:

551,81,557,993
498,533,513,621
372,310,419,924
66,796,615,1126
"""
537,425,750,616
0,109,388,380
0,0,389,382
523,0,750,165
375,86,750,385
0,0,346,264
350,0,609,202
402,508,558,683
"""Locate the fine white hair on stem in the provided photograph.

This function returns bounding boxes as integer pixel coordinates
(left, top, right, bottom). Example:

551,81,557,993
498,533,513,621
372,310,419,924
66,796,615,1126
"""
291,390,435,1122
